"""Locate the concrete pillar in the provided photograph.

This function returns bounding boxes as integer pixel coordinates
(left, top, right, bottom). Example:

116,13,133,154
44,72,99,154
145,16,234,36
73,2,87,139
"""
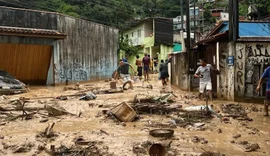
227,41,235,101
150,46,152,58
216,42,220,97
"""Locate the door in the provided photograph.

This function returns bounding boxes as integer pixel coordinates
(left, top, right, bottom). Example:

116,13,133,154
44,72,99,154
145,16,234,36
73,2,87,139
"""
0,43,52,85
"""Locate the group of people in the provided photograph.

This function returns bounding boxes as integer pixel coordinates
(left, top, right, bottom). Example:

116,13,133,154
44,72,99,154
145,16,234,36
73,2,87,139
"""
114,54,270,116
113,53,171,89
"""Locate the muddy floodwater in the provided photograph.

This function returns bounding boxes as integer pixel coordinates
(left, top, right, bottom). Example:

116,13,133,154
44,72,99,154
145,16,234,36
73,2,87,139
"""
0,75,269,156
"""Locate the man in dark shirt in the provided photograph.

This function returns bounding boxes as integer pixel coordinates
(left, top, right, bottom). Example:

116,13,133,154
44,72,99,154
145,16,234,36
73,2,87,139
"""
122,54,128,62
114,59,136,89
142,53,150,81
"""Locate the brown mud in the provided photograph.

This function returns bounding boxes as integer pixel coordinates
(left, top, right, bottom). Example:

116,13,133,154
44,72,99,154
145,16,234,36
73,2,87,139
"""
0,75,269,156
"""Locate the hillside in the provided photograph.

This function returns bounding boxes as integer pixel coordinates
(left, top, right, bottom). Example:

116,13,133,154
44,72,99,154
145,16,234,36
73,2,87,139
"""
0,0,269,29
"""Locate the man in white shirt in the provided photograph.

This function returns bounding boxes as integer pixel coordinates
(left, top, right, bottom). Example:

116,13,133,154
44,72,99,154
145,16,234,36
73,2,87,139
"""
194,58,219,101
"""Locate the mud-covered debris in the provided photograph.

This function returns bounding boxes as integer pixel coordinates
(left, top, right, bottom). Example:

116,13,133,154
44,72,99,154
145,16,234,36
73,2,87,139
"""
218,129,222,133
192,136,208,144
79,91,97,101
74,137,101,146
233,134,241,139
44,104,70,116
0,135,4,139
250,105,259,112
181,94,198,100
237,141,260,152
200,151,225,156
8,142,35,153
48,143,113,156
146,84,153,89
38,122,57,138
40,118,49,123
133,145,147,155
221,104,251,121
133,93,176,104
56,96,68,100
0,122,6,126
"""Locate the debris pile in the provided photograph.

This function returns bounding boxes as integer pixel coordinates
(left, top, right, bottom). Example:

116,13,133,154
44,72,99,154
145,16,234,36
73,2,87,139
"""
221,104,252,121
132,93,180,115
237,141,260,152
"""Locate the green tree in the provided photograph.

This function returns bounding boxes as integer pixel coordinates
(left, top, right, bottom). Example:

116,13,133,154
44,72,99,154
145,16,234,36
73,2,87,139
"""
118,34,140,56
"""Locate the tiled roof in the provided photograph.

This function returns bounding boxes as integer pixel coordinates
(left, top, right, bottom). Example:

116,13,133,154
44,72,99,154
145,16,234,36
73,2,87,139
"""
0,26,66,39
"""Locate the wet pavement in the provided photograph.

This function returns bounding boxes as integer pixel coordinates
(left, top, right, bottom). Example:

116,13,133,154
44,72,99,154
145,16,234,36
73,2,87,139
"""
0,75,269,156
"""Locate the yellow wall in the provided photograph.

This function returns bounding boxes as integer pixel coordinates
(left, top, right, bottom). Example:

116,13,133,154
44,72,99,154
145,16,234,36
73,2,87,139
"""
159,44,173,61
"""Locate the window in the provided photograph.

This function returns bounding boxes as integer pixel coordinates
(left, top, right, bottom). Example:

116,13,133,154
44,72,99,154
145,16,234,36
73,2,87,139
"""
137,29,141,38
132,32,134,37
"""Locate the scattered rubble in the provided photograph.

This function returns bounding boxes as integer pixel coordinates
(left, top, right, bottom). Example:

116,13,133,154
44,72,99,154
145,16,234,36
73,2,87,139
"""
237,141,260,152
192,136,208,144
46,143,113,156
44,104,72,116
221,104,252,121
200,151,225,156
2,142,35,153
232,134,241,139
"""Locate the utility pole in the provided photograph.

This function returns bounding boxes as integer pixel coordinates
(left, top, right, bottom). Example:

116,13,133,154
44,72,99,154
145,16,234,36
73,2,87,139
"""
186,0,191,92
181,0,184,30
229,0,239,41
193,0,196,42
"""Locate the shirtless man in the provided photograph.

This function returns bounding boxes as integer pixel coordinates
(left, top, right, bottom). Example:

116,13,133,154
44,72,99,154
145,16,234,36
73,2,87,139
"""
142,53,150,81
135,55,143,80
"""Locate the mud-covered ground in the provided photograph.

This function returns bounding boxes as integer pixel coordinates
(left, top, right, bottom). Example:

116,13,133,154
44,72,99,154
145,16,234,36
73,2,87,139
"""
0,75,270,156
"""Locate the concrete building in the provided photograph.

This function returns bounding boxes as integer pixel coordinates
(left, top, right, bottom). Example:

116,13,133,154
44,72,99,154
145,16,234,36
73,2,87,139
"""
194,21,270,101
122,18,173,67
0,6,119,85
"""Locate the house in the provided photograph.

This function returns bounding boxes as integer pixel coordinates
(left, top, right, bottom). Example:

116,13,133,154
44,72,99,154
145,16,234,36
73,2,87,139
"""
121,18,173,68
195,21,270,102
0,6,119,85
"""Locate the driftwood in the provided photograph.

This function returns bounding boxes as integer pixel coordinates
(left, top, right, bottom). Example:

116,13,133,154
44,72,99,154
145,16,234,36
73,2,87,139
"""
8,112,37,121
45,122,55,138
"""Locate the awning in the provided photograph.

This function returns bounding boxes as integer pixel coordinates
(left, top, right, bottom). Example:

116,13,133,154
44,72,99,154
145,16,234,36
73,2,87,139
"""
195,31,228,45
0,26,66,39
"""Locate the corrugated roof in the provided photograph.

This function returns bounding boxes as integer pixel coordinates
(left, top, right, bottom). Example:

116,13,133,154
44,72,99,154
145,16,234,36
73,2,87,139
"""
218,21,270,37
0,26,66,39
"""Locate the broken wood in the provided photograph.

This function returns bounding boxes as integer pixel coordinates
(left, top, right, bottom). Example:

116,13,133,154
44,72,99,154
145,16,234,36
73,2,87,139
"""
44,104,75,116
45,122,55,138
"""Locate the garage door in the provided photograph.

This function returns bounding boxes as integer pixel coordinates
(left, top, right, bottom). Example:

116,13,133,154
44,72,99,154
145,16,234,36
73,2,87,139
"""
0,43,52,85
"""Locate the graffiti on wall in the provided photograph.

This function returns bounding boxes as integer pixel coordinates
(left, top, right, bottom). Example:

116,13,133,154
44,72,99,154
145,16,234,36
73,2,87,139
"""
235,47,245,96
57,59,87,81
246,44,270,65
233,43,270,97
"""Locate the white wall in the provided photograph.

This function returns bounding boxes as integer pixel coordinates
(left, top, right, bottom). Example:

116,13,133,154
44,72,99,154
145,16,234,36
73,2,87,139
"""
123,22,153,46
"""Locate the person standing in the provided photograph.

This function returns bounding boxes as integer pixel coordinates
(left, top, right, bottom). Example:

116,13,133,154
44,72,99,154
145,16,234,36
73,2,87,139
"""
142,53,150,81
114,59,136,89
194,58,218,102
135,55,143,80
159,60,169,88
154,57,158,73
256,67,270,116
122,54,128,62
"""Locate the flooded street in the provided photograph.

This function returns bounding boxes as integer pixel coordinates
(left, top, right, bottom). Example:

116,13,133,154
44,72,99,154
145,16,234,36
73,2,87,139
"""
0,75,269,156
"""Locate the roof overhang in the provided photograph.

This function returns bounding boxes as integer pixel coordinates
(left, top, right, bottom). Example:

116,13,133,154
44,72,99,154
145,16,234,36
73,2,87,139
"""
195,31,229,45
237,37,270,42
0,26,66,39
